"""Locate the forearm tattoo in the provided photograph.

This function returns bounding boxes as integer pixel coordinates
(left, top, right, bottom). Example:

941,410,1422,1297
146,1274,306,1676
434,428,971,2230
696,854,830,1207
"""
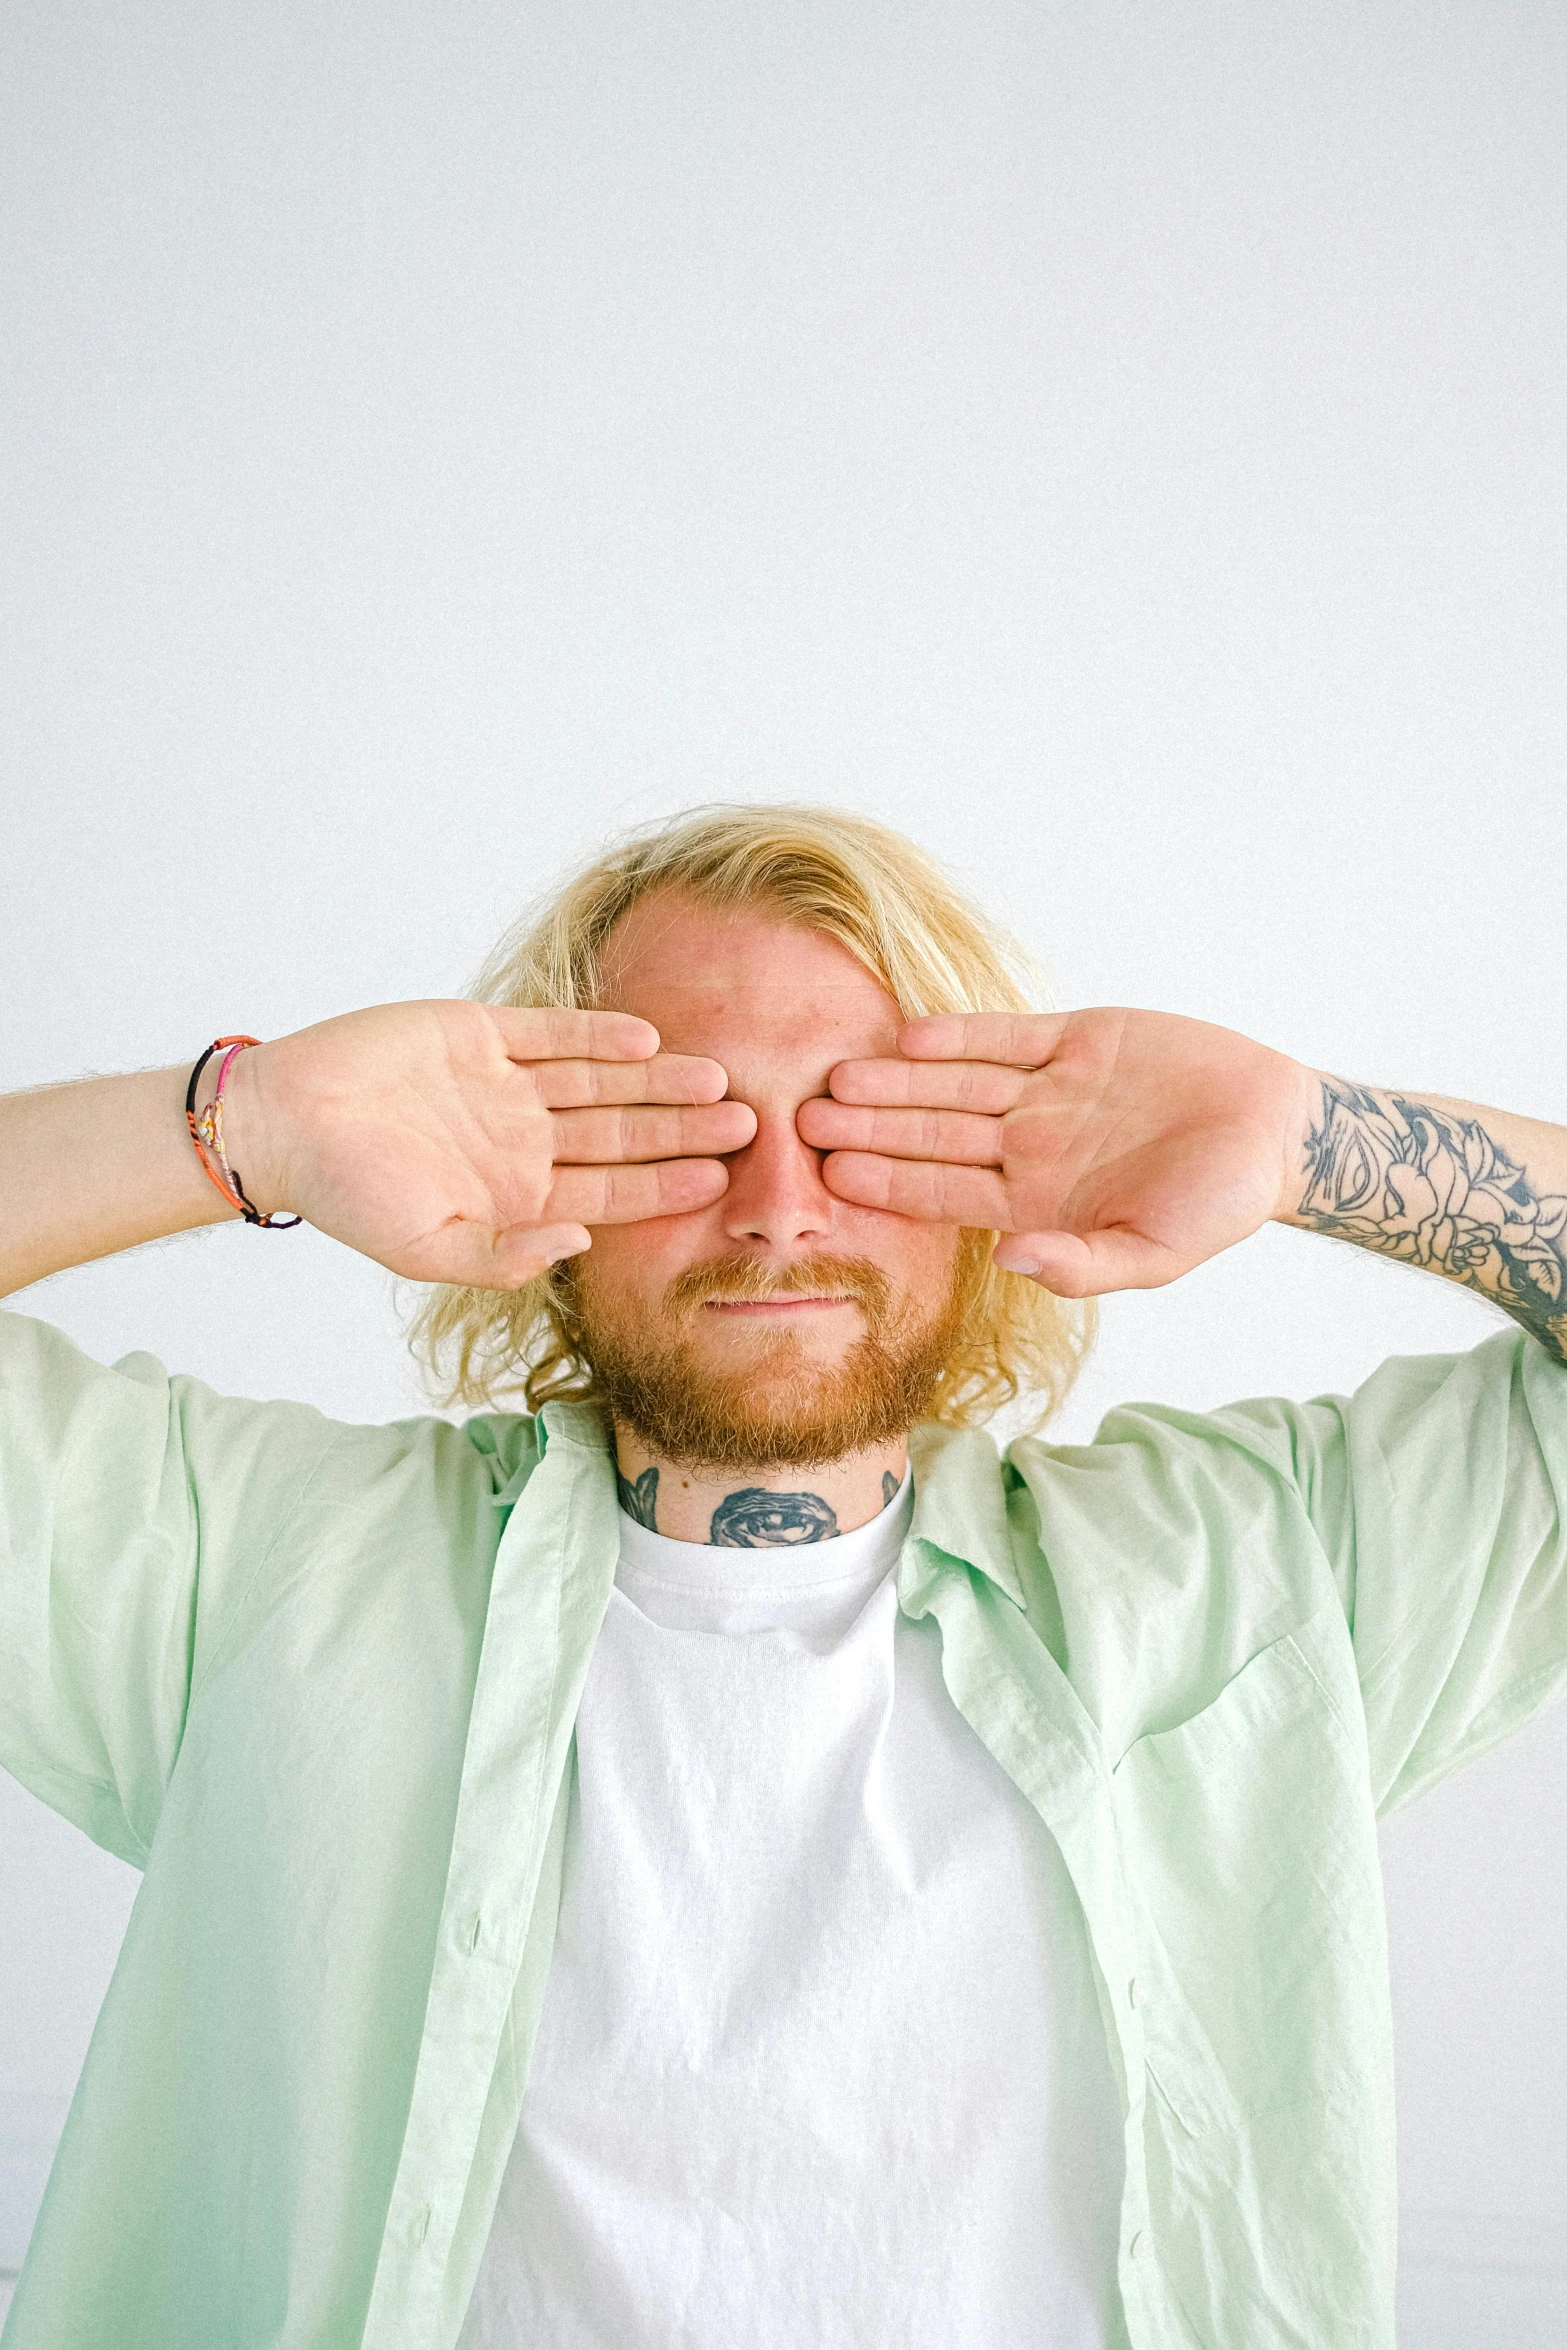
617,1465,660,1528
710,1488,839,1545
1299,1079,1567,1363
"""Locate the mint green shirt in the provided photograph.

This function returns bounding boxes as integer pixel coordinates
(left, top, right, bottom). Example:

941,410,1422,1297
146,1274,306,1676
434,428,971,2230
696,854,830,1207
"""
3,1304,1567,2350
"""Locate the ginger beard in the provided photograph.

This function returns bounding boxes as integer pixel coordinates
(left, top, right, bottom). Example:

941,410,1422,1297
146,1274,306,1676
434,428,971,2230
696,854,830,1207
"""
563,1247,974,1473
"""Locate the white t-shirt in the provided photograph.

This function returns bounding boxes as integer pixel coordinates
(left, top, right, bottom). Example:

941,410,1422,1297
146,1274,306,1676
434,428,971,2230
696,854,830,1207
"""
459,1474,1127,2348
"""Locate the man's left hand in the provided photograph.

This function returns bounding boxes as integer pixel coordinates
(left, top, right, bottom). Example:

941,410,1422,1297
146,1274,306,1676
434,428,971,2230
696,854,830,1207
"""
797,1008,1318,1297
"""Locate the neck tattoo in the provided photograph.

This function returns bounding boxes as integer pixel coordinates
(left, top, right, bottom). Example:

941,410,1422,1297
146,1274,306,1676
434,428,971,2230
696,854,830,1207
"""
616,1464,660,1528
709,1488,838,1546
617,1463,903,1544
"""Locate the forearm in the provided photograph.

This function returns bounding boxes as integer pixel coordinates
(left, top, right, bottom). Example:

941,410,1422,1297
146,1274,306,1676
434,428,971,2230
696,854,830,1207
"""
1278,1074,1567,1363
0,1063,241,1299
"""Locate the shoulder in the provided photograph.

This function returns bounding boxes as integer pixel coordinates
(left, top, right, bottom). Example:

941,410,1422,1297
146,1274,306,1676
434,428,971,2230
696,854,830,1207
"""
1004,1391,1315,1543
288,1400,544,1524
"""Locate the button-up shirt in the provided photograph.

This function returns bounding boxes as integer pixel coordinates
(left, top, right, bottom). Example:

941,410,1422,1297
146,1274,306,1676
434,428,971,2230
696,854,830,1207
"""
2,1305,1566,2349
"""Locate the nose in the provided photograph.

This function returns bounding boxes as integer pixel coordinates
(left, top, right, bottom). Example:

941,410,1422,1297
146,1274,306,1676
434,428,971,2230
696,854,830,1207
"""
720,1099,835,1249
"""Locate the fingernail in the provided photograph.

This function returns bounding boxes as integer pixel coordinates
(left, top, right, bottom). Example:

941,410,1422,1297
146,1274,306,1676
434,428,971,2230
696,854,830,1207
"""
1003,1257,1040,1277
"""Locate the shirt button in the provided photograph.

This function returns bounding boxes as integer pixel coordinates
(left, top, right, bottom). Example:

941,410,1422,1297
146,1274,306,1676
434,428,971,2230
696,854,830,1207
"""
409,2204,431,2249
1129,1975,1149,2008
1128,2229,1147,2260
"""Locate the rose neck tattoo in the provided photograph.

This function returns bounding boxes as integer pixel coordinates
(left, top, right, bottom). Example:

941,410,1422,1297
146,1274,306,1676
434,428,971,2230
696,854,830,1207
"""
615,1463,905,1544
615,1465,660,1529
1297,1078,1567,1364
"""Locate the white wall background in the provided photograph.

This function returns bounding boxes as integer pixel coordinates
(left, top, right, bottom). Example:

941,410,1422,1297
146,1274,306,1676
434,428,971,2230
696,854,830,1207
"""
2,2,1565,2338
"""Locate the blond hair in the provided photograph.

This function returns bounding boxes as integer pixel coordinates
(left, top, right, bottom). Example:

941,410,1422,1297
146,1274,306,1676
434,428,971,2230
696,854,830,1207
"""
408,804,1094,1430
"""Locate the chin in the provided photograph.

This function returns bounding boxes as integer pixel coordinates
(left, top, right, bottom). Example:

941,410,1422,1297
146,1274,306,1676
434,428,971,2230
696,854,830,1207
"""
697,1332,849,1382
691,1353,847,1422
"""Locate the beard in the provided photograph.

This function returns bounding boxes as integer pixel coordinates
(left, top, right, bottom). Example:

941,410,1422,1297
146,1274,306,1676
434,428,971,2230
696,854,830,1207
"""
563,1249,970,1473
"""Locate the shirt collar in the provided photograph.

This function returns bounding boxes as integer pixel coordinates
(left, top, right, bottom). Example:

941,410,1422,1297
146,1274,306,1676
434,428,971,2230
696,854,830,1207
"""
906,1421,1025,1608
488,1398,606,1509
536,1397,614,1455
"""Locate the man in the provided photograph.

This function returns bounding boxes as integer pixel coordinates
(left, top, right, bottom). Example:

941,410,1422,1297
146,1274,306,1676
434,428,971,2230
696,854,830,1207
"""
2,802,1565,2350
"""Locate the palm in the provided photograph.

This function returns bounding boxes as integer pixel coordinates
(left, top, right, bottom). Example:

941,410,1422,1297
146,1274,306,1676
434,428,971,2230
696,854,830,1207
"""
799,1007,1315,1296
233,999,751,1289
260,1006,568,1271
999,1013,1301,1263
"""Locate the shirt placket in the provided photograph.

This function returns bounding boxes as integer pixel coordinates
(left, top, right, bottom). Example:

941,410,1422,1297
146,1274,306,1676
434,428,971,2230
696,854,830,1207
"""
360,1421,619,2350
898,1541,1184,2350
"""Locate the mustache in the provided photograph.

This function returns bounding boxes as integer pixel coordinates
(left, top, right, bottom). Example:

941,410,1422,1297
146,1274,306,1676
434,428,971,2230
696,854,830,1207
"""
664,1254,893,1320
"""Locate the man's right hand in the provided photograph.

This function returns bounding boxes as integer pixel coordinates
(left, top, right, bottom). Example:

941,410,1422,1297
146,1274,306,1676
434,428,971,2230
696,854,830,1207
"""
224,1001,755,1290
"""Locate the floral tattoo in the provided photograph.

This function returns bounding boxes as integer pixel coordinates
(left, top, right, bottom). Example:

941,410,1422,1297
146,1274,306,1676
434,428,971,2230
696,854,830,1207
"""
1299,1079,1567,1363
617,1465,660,1529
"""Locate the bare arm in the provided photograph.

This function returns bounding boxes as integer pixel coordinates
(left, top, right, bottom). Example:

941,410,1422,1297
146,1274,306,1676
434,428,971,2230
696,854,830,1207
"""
0,1063,244,1297
1,1002,755,1303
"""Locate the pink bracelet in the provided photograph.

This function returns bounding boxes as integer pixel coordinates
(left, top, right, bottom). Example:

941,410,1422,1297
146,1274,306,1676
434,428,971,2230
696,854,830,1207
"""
184,1036,302,1228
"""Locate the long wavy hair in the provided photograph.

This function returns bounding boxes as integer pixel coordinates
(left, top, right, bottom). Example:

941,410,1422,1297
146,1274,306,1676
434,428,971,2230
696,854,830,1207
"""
407,804,1095,1431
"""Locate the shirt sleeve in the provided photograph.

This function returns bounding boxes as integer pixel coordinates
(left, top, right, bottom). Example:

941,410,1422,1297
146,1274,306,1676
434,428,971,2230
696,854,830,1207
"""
0,1306,342,1864
1207,1325,1567,1816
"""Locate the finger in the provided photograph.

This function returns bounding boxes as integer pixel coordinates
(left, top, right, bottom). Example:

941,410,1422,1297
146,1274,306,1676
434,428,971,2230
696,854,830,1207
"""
825,1058,1025,1113
546,1157,732,1225
551,1100,757,1163
489,1005,661,1064
409,1220,592,1290
798,1099,1004,1165
819,1151,1011,1225
994,1228,1184,1296
534,1052,731,1109
897,1012,1068,1068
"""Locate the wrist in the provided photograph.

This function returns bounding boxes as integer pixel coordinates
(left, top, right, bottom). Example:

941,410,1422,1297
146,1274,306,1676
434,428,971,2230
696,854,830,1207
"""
217,1043,296,1221
1271,1063,1328,1227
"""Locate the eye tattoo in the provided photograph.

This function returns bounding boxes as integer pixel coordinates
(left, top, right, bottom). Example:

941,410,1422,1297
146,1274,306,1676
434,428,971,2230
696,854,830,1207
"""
617,1465,660,1530
709,1488,839,1546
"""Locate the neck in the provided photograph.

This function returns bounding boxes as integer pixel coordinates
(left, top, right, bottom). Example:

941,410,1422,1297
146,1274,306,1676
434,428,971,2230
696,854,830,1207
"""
611,1428,908,1546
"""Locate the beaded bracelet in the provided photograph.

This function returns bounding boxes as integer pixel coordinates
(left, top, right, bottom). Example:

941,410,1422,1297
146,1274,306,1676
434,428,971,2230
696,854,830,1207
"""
184,1036,303,1228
